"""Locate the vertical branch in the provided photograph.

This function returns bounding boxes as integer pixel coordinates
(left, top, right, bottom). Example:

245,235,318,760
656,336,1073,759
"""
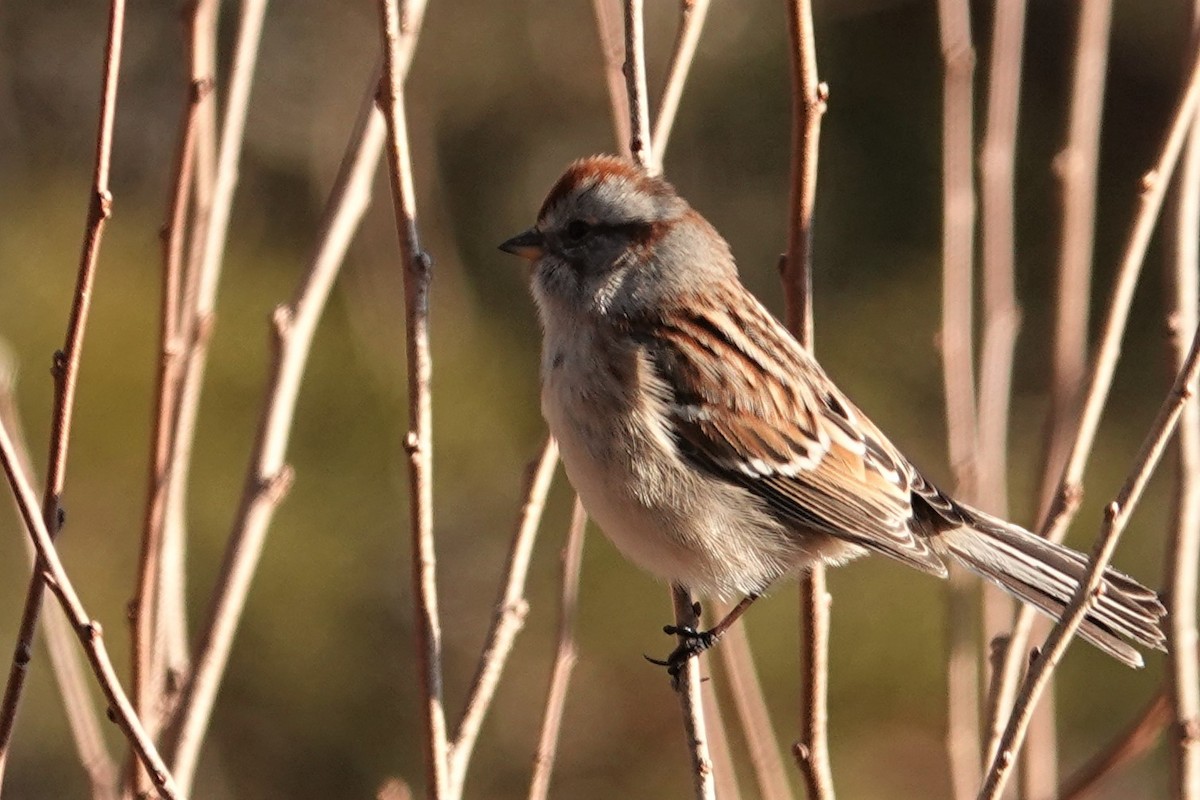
935,2,981,797
527,497,587,800
1166,11,1200,792
377,1,449,797
592,0,633,158
0,0,126,784
650,0,711,169
623,0,654,172
979,322,1200,800
784,2,832,799
132,28,211,763
0,420,179,800
448,437,560,797
161,68,395,794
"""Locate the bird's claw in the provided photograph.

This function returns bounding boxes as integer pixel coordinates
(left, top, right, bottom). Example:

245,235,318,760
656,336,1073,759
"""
646,624,720,690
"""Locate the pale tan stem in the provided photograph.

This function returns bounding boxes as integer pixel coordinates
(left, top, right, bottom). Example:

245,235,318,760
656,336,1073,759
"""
671,587,717,800
591,0,633,159
651,0,712,169
528,496,586,800
623,0,654,171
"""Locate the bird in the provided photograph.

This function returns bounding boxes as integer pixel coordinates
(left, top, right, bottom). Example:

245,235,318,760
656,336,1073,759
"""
499,154,1166,676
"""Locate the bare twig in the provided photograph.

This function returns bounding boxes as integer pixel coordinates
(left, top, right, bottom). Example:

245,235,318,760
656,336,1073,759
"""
702,679,744,800
449,438,560,796
0,0,126,785
163,0,269,679
528,496,586,800
592,0,633,158
978,321,1200,800
1166,19,1200,792
1057,691,1169,800
0,419,179,799
650,0,711,170
0,355,118,799
161,69,393,795
989,34,1200,770
132,38,211,760
377,1,448,797
717,606,795,800
671,587,718,800
622,0,653,172
783,2,833,798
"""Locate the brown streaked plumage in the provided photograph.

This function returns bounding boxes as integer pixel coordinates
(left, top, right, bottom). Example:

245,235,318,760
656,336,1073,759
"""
501,154,1166,673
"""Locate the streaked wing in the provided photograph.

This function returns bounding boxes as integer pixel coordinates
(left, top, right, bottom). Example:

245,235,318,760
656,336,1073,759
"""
624,284,950,577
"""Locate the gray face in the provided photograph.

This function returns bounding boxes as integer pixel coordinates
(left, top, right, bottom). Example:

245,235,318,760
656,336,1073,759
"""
514,156,734,324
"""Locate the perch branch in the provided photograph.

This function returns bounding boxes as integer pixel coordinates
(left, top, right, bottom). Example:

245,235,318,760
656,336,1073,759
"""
671,588,718,800
0,0,126,785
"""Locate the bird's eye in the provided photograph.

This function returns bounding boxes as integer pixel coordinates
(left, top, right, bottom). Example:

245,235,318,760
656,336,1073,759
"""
565,219,591,241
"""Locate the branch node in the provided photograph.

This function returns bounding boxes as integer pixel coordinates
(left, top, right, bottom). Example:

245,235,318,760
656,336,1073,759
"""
403,430,420,455
261,465,295,503
13,642,31,668
92,189,114,222
189,76,214,103
51,349,68,379
271,305,294,339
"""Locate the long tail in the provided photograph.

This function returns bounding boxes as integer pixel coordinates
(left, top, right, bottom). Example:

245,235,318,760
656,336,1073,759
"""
939,508,1166,668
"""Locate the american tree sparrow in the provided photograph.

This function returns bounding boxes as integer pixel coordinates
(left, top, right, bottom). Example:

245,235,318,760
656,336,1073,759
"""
501,155,1165,675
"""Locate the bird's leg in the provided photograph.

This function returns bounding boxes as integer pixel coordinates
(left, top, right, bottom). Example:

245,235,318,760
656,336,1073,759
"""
646,593,761,682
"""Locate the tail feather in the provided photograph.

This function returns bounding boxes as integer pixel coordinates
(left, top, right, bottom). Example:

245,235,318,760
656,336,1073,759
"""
939,509,1166,668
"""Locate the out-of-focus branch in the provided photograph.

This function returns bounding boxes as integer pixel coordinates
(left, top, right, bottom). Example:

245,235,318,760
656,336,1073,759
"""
0,354,118,800
161,66,396,795
623,0,653,172
0,420,179,800
783,2,832,798
1057,691,1169,800
377,0,448,797
1166,14,1200,791
0,0,126,787
449,438,560,797
717,606,795,800
528,496,587,800
979,320,1200,800
990,34,1200,771
976,3,1026,757
934,1,981,796
651,0,711,170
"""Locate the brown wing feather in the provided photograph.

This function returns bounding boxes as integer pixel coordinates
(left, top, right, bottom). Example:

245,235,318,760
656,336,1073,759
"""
624,285,950,577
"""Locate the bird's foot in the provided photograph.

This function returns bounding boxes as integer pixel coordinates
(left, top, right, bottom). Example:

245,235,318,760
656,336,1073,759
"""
645,613,720,690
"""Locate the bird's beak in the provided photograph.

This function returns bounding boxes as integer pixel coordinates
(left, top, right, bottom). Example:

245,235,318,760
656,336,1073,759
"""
498,227,545,260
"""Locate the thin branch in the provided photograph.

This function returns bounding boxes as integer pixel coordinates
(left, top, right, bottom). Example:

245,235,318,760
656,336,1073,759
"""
377,1,448,797
1057,691,1169,800
671,587,718,800
162,0,269,682
0,419,179,799
449,438,560,796
132,48,211,761
0,0,126,785
650,0,711,170
528,496,586,800
591,0,632,159
0,356,118,800
702,678,745,800
1166,18,1200,793
623,0,653,171
989,32,1200,766
716,605,796,800
161,67,393,795
978,320,1200,800
783,1,832,797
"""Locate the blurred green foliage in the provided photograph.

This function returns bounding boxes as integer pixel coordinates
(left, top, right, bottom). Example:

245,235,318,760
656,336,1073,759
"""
0,0,1190,797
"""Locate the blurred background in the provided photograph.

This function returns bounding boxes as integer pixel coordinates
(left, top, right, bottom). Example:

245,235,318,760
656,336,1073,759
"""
0,0,1192,797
